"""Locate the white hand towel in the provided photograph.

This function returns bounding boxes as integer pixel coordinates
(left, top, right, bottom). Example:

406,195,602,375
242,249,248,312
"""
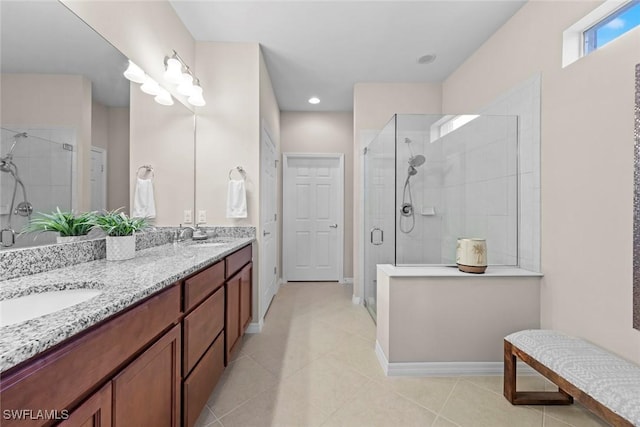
226,179,247,218
132,178,156,218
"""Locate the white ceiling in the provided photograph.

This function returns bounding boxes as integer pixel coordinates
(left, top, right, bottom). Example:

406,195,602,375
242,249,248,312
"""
170,0,526,111
1,1,130,108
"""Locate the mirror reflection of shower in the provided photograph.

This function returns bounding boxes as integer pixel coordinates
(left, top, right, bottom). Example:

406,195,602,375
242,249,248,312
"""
0,132,33,247
399,137,425,234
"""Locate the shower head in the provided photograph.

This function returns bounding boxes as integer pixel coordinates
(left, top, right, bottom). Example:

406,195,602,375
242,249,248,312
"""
408,154,426,168
3,132,27,162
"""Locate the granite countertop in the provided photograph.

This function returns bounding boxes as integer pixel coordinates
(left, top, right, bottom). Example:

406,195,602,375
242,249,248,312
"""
0,237,254,373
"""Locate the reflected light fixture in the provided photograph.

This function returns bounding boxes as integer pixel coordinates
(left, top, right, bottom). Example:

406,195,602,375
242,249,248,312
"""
123,60,146,83
140,76,162,96
188,81,206,106
308,97,320,104
124,60,175,106
155,88,174,106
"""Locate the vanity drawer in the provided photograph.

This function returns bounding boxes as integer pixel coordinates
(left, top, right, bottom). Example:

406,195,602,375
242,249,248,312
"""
225,244,252,278
183,332,225,427
183,286,225,375
184,261,225,312
0,284,181,427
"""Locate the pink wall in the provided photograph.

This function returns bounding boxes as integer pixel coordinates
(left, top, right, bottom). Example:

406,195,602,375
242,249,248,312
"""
443,1,640,363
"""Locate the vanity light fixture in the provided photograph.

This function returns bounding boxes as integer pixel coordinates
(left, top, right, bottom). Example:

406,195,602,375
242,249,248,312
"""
123,60,146,83
163,57,184,84
177,73,194,97
163,50,206,107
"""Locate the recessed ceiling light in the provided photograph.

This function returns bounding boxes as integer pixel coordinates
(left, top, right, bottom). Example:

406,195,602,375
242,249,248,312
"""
308,97,320,104
417,54,437,65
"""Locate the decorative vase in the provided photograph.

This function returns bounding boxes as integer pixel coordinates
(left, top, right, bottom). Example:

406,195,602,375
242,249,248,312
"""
106,235,136,261
56,235,86,244
456,238,487,274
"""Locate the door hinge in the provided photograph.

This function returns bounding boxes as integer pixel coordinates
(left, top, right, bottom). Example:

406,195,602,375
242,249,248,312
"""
101,165,104,172
274,159,278,168
274,213,277,221
273,266,277,275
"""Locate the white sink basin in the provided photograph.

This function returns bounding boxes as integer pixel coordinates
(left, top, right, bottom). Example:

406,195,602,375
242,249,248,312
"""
0,289,102,327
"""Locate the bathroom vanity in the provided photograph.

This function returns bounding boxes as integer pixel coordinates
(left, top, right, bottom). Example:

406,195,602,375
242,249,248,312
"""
0,235,254,427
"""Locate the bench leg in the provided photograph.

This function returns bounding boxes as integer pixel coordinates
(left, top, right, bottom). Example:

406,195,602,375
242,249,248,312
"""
503,340,573,406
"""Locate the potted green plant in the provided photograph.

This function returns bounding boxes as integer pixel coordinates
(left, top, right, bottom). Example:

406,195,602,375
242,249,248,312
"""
91,209,148,261
22,208,96,243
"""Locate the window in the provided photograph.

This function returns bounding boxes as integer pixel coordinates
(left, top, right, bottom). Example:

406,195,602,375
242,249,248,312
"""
583,0,640,54
430,115,479,143
563,0,640,67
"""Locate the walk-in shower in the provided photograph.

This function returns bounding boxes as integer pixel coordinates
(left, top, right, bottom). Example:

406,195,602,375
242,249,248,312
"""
363,114,519,320
0,132,32,247
0,127,74,248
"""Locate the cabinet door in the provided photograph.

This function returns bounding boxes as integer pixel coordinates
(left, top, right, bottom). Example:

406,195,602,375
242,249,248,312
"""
59,383,112,427
240,262,253,333
112,325,181,427
225,273,241,362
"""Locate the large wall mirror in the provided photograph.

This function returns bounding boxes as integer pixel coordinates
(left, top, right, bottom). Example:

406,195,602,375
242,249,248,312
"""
0,1,195,249
634,63,639,331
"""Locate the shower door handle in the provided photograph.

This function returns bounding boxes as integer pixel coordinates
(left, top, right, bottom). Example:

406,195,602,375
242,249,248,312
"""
329,224,338,228
370,227,383,246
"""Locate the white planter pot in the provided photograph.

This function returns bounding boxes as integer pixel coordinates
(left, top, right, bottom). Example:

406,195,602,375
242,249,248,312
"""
456,238,487,274
106,235,136,261
56,235,86,244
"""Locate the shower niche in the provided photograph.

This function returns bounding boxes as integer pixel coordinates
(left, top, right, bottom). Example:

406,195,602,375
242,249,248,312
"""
363,113,519,318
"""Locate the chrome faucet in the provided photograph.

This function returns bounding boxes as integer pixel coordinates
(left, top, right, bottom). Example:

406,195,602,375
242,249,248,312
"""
178,225,197,242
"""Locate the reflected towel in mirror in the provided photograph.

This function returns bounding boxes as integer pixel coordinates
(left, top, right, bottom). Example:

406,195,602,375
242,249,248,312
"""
132,178,156,218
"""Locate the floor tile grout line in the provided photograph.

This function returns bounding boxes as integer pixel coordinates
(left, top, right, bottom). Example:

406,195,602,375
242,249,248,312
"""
438,376,461,418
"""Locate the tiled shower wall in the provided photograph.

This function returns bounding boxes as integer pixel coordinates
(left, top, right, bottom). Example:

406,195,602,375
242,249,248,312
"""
0,127,75,248
480,75,541,272
438,116,518,265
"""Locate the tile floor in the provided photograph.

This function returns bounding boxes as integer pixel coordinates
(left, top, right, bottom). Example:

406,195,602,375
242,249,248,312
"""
194,282,608,427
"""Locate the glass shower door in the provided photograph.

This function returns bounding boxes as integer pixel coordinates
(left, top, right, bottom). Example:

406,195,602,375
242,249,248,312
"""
363,117,396,322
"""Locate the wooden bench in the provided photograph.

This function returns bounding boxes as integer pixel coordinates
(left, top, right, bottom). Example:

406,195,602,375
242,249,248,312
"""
504,330,640,427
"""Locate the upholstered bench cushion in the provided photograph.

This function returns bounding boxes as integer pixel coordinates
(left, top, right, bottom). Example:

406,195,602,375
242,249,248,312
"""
506,330,640,426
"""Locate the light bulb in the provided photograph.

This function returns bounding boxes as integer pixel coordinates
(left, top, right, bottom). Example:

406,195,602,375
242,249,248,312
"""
164,57,183,84
177,73,194,96
123,60,146,83
188,84,206,107
308,97,320,104
140,76,161,96
154,88,174,106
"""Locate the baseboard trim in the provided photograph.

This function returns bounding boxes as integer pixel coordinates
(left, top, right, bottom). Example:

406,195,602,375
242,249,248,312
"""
352,295,362,305
245,319,263,334
340,277,354,285
375,340,537,376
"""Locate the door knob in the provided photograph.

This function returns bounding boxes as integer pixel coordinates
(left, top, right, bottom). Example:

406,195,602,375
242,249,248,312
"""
263,230,271,236
329,224,338,228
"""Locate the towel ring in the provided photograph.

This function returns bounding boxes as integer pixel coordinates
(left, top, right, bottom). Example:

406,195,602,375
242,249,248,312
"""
228,166,245,180
137,165,154,179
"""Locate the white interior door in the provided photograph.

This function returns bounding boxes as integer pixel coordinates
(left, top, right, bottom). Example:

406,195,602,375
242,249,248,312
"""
90,147,106,211
260,126,278,318
283,153,344,282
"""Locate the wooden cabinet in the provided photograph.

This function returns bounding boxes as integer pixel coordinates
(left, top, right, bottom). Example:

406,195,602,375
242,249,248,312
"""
0,243,253,427
183,286,225,375
112,325,181,427
182,333,225,427
225,258,252,362
59,383,112,427
0,285,180,427
240,262,253,333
